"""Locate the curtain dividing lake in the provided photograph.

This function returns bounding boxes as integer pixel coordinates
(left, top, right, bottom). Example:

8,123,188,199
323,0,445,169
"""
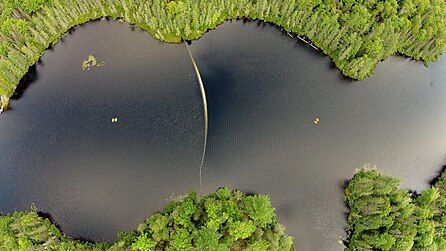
1,20,446,250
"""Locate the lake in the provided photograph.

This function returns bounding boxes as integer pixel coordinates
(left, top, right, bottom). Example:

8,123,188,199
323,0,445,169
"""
1,19,446,250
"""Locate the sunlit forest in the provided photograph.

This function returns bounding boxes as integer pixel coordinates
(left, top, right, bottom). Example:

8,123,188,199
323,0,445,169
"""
0,188,293,250
1,0,445,109
346,169,446,250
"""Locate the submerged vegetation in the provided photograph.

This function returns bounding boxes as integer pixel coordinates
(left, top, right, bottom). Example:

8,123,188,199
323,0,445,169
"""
345,168,446,250
0,187,294,250
0,0,445,108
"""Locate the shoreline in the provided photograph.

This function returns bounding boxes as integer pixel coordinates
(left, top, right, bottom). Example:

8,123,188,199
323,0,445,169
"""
0,95,8,114
0,0,443,113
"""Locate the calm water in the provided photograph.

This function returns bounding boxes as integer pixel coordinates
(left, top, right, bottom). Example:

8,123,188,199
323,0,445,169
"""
1,20,446,250
0,20,204,242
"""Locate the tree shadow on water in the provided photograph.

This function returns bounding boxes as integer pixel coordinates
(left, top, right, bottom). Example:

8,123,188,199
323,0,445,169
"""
429,165,446,187
11,64,39,100
199,57,238,163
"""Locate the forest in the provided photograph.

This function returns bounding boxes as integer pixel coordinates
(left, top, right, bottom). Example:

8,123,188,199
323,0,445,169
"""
0,187,294,250
5,169,446,250
345,169,446,250
0,0,445,110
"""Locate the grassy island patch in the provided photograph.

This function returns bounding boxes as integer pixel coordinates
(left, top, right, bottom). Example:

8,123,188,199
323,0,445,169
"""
0,187,294,250
345,168,446,250
82,54,105,71
0,0,445,109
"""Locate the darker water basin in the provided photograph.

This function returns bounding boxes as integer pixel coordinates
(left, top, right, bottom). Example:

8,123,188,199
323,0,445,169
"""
0,20,204,242
1,20,446,250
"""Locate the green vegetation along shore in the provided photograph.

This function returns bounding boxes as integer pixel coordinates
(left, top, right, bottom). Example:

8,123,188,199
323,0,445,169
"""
0,187,294,250
4,168,446,250
345,168,446,250
1,0,445,110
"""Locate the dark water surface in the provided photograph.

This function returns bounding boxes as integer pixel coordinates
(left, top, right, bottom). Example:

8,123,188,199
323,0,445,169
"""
1,20,446,250
0,20,204,242
192,21,446,250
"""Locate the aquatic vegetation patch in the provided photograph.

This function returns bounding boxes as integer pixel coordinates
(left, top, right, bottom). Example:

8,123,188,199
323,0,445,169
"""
82,54,105,71
0,0,445,108
345,168,446,250
0,187,294,250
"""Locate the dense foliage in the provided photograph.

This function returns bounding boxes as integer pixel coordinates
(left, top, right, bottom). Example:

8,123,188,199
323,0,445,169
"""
0,0,445,109
0,210,108,250
0,187,294,250
345,169,446,250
